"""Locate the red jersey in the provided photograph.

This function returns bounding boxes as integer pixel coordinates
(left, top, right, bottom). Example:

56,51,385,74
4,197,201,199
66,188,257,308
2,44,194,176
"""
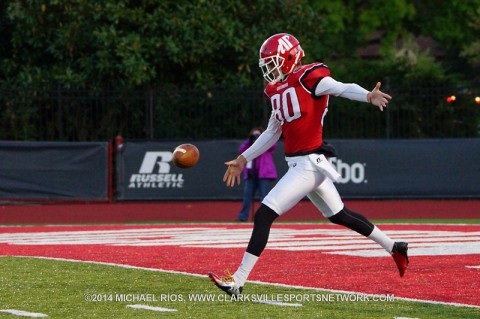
264,62,331,155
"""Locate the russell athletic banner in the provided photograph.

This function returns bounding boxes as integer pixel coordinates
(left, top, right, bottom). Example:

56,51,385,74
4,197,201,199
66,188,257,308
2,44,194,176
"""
115,140,244,200
0,141,109,200
116,138,480,200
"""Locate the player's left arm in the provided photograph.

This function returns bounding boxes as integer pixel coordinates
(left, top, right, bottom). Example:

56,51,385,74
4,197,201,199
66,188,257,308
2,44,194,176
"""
315,77,392,111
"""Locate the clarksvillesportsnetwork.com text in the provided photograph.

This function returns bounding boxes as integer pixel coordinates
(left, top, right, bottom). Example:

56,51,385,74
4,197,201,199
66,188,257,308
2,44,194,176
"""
84,293,395,303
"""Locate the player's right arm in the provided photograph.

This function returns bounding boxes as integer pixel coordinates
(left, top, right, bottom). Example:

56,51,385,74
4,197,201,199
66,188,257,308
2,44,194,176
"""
224,156,247,187
223,113,281,187
241,113,282,162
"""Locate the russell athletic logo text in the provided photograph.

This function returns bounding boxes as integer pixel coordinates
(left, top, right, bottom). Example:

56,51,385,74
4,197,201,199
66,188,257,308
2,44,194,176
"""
129,152,184,189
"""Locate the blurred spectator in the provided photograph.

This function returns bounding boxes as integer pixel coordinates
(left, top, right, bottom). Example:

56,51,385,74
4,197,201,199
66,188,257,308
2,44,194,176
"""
236,127,277,222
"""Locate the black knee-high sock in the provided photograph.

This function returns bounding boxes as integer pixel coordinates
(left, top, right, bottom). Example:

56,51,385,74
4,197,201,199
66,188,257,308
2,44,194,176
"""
246,204,279,257
328,207,374,237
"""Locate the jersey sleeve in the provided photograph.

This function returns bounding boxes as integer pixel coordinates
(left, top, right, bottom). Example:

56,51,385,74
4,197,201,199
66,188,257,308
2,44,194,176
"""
299,63,331,95
315,76,369,102
242,113,282,162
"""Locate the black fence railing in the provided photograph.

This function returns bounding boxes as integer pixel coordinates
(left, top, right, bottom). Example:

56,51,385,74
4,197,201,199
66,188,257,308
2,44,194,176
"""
0,84,478,141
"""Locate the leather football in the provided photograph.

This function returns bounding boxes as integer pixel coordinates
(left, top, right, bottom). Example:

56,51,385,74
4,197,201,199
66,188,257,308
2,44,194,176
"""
172,144,200,168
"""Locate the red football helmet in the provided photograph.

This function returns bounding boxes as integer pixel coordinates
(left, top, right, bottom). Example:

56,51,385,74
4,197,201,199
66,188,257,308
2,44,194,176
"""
259,33,304,83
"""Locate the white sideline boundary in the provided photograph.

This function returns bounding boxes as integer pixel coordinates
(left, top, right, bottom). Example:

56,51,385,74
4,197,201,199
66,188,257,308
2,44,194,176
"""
2,255,479,309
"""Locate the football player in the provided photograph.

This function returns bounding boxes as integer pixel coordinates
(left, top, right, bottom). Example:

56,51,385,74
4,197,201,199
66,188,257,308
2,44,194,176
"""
209,33,409,296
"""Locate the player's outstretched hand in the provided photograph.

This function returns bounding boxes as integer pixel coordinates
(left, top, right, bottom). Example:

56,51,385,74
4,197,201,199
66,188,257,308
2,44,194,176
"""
223,156,247,187
369,82,392,111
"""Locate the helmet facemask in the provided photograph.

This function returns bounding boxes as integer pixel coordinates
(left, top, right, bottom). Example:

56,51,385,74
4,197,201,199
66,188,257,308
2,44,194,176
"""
259,55,285,83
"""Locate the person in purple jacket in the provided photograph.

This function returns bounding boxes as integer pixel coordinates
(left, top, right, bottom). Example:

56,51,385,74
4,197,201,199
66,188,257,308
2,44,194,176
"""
236,127,278,222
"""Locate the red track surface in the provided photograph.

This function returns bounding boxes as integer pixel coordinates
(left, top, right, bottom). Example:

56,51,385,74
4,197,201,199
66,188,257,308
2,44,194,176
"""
1,224,479,307
1,199,479,224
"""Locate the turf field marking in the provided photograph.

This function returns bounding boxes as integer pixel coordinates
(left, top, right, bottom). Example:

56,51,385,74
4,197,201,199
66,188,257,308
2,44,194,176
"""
1,228,479,257
4,256,480,309
0,309,48,317
466,265,480,269
126,304,177,312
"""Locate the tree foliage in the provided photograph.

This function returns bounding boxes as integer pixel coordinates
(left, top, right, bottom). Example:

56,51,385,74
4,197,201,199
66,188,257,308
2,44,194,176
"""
4,0,477,89
0,0,479,141
407,0,480,81
1,0,321,88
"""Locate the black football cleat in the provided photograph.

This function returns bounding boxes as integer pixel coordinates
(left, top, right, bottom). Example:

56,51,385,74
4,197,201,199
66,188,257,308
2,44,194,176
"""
392,242,409,277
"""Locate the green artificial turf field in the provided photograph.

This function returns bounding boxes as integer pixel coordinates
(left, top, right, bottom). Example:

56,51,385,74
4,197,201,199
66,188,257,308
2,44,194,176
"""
1,256,478,319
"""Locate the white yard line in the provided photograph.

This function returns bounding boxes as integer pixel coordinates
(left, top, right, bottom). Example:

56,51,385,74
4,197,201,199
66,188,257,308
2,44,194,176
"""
126,304,177,312
0,309,48,317
466,265,480,269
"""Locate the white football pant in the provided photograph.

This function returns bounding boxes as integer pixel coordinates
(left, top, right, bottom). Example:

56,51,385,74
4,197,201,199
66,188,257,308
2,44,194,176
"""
262,155,344,218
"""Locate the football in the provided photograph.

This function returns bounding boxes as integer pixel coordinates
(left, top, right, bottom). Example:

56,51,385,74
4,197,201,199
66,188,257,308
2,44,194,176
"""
172,144,200,168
